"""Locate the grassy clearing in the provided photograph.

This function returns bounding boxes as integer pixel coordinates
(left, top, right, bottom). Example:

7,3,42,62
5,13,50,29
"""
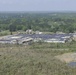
0,30,26,36
0,43,76,75
0,30,10,36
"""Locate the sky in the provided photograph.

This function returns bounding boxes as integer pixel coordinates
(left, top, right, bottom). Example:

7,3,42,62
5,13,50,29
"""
0,0,76,12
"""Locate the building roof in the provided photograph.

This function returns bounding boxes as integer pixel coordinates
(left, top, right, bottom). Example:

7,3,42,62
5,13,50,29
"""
0,33,73,44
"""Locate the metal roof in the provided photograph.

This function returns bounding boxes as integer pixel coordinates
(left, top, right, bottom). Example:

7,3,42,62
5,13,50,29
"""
0,33,72,44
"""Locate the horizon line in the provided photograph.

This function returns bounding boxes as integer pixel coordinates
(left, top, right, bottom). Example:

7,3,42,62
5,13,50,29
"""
0,10,76,13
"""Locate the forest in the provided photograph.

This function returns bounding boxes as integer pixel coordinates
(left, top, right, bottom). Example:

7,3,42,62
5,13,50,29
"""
0,12,76,33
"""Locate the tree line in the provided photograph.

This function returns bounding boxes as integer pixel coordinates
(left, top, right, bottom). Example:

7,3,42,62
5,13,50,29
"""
0,12,76,33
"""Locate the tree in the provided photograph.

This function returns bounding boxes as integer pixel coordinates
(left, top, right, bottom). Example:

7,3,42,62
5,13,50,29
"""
9,24,16,35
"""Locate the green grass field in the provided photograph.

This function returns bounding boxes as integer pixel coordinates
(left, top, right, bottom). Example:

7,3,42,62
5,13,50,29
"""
0,43,76,75
0,30,26,36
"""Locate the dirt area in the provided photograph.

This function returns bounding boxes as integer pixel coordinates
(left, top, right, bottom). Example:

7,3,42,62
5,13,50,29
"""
55,52,76,63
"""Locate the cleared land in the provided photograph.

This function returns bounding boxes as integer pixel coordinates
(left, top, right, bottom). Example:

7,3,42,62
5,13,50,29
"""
55,52,76,63
0,43,76,75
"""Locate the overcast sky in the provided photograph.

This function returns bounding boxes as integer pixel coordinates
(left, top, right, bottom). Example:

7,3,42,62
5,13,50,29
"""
0,0,76,12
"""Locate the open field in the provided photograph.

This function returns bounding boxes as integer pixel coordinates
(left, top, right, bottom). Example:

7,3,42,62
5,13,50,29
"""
0,43,76,75
0,30,26,36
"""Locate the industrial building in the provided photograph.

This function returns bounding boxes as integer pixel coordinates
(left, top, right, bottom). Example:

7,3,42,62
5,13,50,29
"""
0,33,73,44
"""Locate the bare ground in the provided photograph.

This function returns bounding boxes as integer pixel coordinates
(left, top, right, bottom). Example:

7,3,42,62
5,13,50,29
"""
55,52,76,63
